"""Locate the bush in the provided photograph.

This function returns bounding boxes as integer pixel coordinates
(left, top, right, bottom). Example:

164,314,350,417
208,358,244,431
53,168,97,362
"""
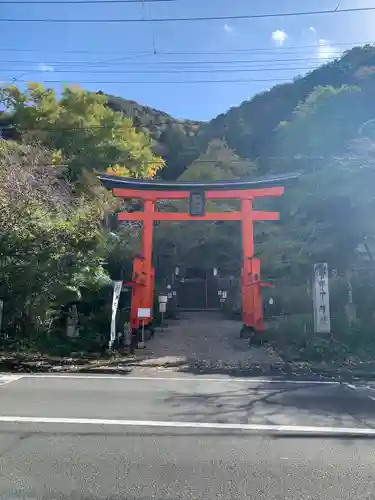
265,313,375,363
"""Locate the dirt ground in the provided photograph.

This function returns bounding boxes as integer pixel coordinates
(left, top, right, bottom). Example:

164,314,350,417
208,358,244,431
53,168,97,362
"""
138,311,283,374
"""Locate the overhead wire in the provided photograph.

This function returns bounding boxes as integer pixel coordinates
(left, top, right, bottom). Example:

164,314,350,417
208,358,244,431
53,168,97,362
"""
0,56,342,66
1,6,375,23
0,77,304,84
161,40,373,54
0,66,323,74
0,53,347,83
1,53,342,84
56,52,157,70
0,40,372,54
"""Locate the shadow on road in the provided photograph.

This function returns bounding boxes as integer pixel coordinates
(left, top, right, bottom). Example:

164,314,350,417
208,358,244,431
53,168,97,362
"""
162,380,375,430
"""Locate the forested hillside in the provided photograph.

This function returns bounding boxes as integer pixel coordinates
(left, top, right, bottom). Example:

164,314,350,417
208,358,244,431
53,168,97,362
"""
102,93,202,180
95,45,375,182
2,44,375,360
197,45,375,172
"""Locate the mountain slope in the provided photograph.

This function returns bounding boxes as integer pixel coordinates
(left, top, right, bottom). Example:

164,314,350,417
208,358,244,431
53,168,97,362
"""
101,92,202,179
197,45,375,171
101,45,375,180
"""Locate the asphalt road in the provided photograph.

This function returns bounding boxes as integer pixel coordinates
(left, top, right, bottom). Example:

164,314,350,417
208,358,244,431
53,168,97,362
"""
1,373,375,499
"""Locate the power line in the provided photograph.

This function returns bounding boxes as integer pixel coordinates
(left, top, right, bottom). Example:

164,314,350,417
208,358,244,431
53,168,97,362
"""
1,6,374,23
0,53,158,71
163,44,369,55
0,56,339,66
73,52,158,69
0,40,370,54
0,48,150,54
1,66,320,74
1,77,290,84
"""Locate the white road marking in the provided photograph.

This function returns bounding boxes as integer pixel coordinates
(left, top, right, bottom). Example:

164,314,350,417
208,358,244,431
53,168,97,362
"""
0,373,340,385
344,382,375,401
0,416,374,435
0,375,23,386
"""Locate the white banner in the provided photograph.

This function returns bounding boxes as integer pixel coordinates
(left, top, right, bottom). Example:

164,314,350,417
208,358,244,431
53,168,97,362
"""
313,263,331,333
109,281,123,349
0,299,3,333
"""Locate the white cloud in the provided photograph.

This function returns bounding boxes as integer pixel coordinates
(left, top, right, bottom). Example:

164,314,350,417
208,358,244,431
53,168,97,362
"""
317,39,336,60
271,29,288,45
38,63,54,72
309,26,316,33
224,23,233,33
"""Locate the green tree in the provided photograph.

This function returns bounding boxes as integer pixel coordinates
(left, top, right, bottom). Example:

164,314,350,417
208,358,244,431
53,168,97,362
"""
0,83,164,182
261,130,375,280
274,85,368,172
0,140,108,337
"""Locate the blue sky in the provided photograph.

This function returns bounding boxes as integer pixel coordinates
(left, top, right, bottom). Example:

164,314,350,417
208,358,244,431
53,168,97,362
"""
1,0,374,120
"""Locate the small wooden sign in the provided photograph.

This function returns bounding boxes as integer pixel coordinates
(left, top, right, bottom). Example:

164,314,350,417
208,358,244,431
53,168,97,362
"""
189,191,206,216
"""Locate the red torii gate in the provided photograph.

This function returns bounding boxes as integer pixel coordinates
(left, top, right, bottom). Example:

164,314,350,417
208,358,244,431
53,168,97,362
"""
98,173,300,341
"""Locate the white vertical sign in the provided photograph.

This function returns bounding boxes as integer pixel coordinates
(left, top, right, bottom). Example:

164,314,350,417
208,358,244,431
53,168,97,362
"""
0,299,3,333
313,263,331,333
109,281,123,349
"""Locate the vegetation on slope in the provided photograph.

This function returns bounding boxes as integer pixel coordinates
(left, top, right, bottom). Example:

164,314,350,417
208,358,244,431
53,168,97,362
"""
198,45,375,169
0,85,163,353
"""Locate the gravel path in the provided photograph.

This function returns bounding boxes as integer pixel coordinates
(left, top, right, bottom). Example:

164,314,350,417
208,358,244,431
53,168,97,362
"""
139,311,283,374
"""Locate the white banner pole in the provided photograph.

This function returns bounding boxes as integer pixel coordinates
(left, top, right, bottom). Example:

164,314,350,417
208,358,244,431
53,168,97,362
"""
109,281,123,350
